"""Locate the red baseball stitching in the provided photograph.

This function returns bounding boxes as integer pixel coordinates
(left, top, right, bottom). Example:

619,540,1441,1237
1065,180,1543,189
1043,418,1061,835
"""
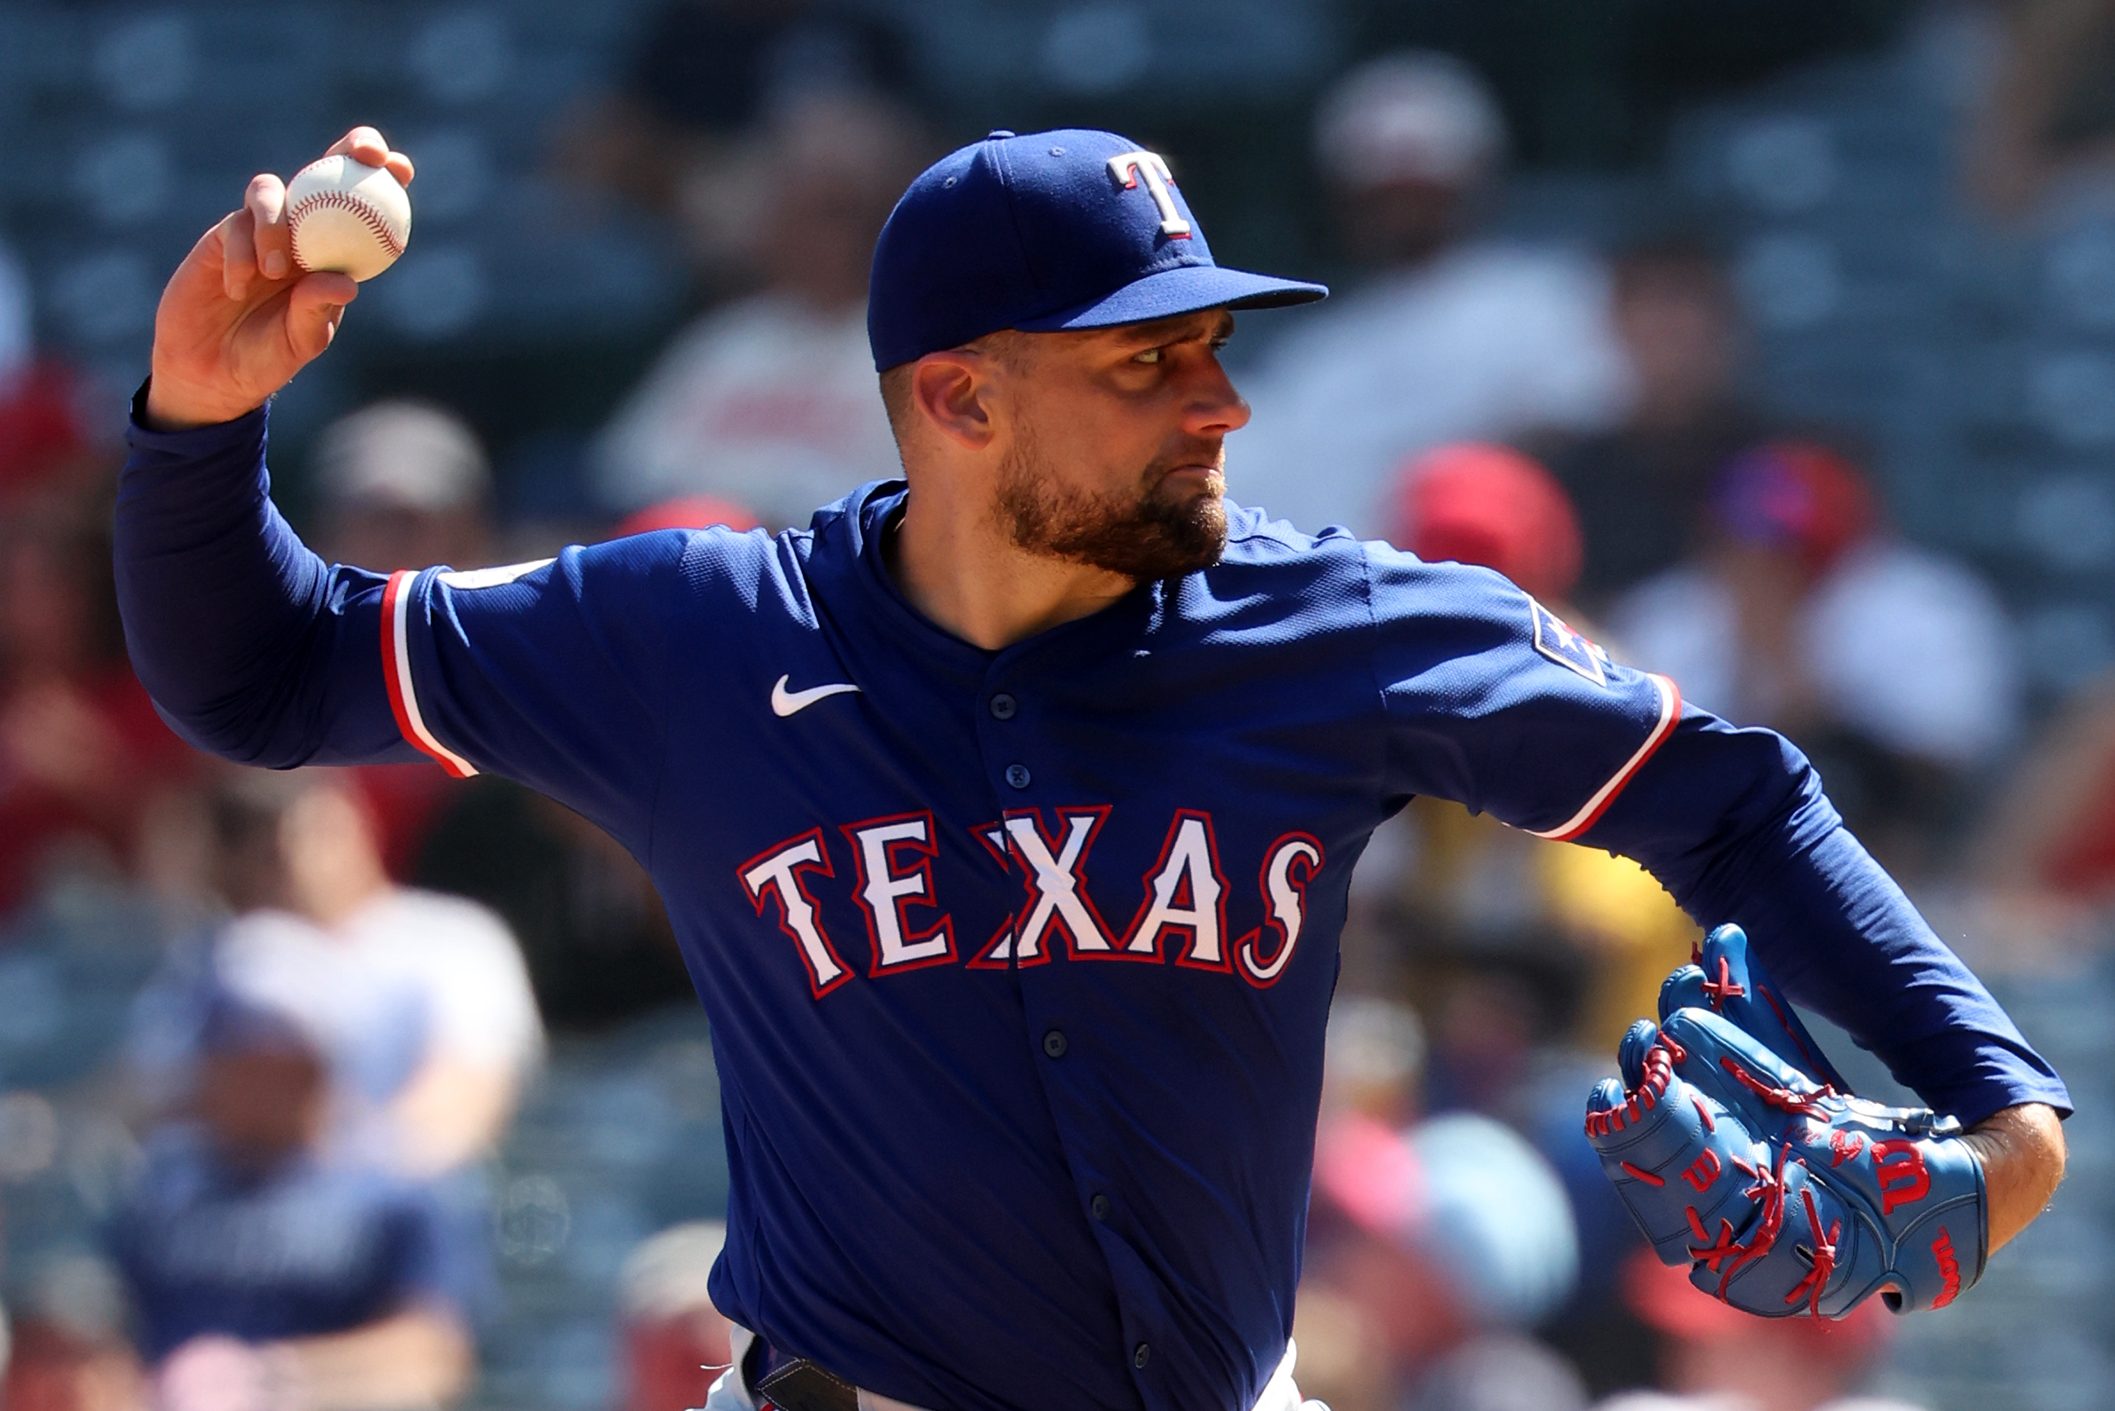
290,191,405,264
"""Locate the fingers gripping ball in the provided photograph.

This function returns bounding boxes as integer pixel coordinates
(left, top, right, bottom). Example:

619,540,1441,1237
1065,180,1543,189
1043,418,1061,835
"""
1587,954,1987,1319
285,156,411,282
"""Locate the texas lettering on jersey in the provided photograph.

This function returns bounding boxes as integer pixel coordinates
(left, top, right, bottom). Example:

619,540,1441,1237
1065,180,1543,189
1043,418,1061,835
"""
739,806,1325,998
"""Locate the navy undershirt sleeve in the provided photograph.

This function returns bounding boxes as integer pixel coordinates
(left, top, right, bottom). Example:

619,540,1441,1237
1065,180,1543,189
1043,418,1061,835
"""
114,390,411,768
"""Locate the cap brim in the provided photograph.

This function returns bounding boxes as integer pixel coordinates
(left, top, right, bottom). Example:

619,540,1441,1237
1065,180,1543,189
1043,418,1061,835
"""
1012,263,1327,333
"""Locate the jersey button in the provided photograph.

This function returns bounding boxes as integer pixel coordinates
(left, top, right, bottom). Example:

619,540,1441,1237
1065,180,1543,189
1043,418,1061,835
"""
1005,763,1032,789
1042,1029,1068,1058
989,693,1017,720
1132,1343,1151,1369
1090,1194,1112,1221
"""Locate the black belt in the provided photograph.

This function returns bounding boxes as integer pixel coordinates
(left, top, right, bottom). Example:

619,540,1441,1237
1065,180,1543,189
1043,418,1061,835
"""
747,1334,862,1411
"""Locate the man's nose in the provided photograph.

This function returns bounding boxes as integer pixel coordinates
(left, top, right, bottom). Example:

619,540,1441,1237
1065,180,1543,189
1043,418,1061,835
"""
1185,358,1252,436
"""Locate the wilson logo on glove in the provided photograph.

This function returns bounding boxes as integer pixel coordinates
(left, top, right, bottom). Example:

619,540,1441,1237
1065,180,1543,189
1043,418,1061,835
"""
1871,1139,1931,1213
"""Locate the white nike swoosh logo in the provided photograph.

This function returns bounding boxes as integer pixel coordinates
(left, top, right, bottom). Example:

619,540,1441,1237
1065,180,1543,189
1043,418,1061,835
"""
771,674,863,717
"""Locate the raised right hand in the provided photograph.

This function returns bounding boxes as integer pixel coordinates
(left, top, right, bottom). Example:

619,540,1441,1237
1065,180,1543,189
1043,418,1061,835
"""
144,126,414,430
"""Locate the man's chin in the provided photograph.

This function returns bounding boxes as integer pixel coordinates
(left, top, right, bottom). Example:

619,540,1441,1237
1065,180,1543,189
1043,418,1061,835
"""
1152,466,1225,517
1149,492,1229,575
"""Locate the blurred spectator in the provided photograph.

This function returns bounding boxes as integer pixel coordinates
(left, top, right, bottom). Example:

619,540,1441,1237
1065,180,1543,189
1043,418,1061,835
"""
0,279,133,953
0,490,196,916
1320,995,1427,1129
307,401,499,878
1301,1111,1586,1411
1394,442,1583,602
0,360,101,505
1610,441,2019,870
1234,53,1629,537
1351,1,1910,169
0,1256,143,1411
1406,1334,1603,1411
1283,1284,1397,1411
0,232,105,505
1592,1252,1921,1411
557,0,914,243
132,768,543,1178
310,401,496,578
1973,670,2115,909
1541,234,1769,609
617,1222,733,1411
413,771,693,1033
109,963,476,1411
592,93,926,526
1962,0,2115,220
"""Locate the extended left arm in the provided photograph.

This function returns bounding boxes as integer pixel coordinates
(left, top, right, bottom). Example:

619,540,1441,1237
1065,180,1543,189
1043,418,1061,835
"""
1584,708,2071,1265
1355,552,2069,1235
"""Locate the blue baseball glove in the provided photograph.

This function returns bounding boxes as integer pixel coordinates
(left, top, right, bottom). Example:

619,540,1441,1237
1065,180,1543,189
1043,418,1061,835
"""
1585,924,1986,1318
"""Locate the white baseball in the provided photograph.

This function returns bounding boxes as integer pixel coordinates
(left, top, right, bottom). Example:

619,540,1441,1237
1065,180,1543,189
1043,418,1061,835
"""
285,155,411,282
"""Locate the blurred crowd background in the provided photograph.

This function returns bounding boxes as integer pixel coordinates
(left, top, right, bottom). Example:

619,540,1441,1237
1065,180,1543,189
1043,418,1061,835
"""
2,1,2114,1409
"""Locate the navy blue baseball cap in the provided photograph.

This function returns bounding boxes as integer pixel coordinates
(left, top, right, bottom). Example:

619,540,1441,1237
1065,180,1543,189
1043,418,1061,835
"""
867,128,1328,370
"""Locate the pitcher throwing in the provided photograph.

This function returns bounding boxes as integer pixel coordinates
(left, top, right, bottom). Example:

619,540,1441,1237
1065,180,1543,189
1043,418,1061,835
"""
117,125,2067,1411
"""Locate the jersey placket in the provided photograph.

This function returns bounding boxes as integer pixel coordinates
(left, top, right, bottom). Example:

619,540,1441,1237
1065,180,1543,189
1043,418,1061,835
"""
971,630,1182,1411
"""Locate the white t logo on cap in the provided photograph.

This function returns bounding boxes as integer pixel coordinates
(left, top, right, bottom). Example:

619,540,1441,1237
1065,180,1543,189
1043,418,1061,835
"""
1107,151,1193,239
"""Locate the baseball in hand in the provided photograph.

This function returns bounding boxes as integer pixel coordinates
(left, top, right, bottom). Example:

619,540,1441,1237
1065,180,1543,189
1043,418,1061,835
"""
285,155,411,282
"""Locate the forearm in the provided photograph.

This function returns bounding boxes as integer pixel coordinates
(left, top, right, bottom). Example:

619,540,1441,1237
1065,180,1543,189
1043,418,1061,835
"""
116,388,408,768
275,1308,473,1411
387,1058,522,1176
1966,1101,2067,1252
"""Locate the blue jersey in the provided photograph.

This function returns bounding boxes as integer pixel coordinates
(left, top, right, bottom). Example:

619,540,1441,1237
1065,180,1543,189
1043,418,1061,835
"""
109,1129,473,1362
116,405,2067,1411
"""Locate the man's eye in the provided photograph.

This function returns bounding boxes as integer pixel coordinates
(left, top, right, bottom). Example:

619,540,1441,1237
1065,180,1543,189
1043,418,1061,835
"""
1131,347,1164,365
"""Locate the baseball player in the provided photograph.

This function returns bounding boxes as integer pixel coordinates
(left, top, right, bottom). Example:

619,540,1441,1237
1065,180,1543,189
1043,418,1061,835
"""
118,126,2066,1411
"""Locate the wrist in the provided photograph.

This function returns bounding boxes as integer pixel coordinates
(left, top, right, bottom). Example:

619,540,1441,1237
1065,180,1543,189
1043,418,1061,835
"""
141,371,262,432
1963,1101,2066,1252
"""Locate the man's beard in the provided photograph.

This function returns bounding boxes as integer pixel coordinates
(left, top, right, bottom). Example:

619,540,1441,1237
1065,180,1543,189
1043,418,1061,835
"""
994,430,1229,580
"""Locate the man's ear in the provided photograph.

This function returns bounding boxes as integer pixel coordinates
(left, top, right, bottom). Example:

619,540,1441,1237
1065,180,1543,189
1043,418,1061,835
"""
910,349,1001,451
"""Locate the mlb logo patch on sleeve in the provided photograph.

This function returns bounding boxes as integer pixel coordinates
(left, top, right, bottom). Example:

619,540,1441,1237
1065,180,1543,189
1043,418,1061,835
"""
1528,597,1610,687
